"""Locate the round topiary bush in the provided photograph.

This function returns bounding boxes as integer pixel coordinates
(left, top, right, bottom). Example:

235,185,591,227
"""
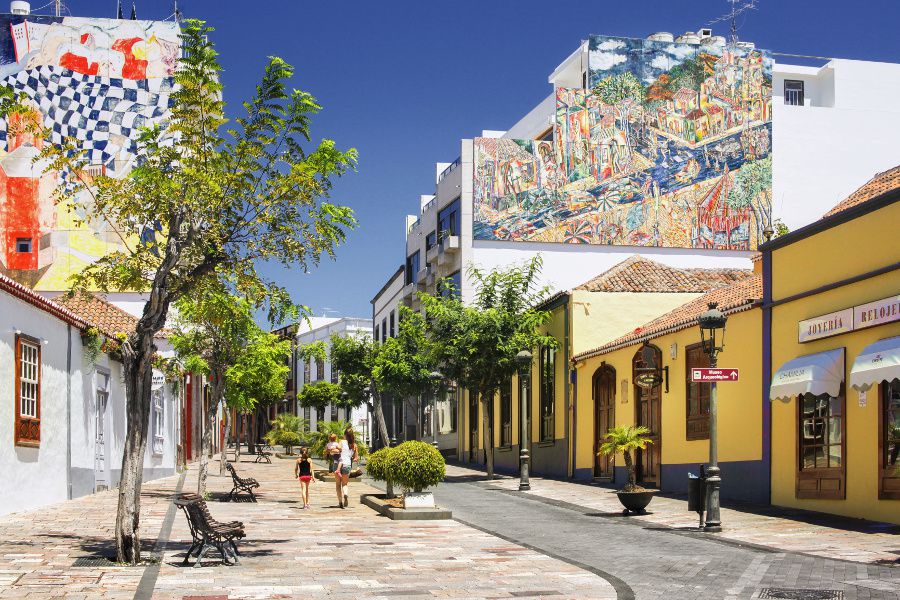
388,441,446,492
278,431,303,455
365,447,393,483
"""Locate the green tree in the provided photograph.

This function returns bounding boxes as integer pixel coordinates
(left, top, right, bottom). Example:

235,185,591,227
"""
226,329,292,462
264,413,308,455
170,282,256,495
297,380,343,411
418,257,556,478
38,21,356,563
592,71,645,145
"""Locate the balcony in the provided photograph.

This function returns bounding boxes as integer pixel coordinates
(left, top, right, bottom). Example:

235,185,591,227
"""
437,156,461,185
440,234,460,254
415,266,431,289
425,243,439,263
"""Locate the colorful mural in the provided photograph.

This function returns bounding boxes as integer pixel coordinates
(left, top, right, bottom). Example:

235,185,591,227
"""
0,15,178,290
473,35,773,249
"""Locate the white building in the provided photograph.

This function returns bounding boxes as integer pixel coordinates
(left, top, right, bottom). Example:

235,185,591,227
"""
394,32,900,309
0,275,179,517
294,316,373,441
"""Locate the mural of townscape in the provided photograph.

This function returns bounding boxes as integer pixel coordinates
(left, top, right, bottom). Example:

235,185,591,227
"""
0,14,179,290
473,34,773,249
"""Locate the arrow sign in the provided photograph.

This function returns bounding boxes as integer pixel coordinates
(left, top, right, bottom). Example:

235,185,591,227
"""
691,368,739,382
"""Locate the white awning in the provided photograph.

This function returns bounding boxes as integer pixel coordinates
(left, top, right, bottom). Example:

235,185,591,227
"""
850,336,900,391
770,348,844,402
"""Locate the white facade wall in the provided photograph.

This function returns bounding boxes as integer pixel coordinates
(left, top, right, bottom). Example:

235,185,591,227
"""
295,317,373,442
1,290,178,517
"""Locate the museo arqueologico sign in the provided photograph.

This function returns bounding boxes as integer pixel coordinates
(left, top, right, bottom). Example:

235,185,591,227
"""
799,294,900,343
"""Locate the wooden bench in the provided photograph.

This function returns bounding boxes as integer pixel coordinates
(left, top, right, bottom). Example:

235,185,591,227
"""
174,494,245,567
254,447,272,464
225,462,260,502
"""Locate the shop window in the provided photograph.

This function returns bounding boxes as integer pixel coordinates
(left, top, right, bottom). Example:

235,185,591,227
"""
797,389,845,499
685,344,710,440
15,334,41,446
500,378,512,447
880,380,900,500
539,344,556,442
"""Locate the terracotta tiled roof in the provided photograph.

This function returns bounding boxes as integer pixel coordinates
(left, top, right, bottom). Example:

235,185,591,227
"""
574,255,753,294
0,273,89,329
574,274,762,361
823,165,900,217
56,291,140,338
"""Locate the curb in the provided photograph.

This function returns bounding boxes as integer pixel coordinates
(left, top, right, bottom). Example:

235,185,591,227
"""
360,493,452,520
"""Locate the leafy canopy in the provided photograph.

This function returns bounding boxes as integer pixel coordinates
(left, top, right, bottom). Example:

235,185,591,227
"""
225,330,291,412
42,19,357,324
419,256,557,400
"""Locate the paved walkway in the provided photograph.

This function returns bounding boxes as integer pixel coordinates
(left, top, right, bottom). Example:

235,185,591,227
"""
442,464,900,564
0,455,616,599
426,463,900,600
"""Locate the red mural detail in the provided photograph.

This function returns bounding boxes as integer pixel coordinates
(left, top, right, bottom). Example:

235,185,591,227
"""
111,38,148,80
59,52,99,76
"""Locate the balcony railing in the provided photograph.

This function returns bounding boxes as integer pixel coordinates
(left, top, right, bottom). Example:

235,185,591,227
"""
437,156,461,185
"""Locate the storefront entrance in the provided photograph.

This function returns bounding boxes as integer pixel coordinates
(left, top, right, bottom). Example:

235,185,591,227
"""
593,366,616,478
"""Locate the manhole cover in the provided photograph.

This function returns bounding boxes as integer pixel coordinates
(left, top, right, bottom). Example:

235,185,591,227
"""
757,590,843,600
72,555,157,567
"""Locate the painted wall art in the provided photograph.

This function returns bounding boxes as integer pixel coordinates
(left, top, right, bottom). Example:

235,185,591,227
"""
473,34,773,249
0,15,179,290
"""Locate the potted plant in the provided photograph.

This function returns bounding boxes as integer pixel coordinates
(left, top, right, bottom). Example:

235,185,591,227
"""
388,441,445,508
597,425,655,515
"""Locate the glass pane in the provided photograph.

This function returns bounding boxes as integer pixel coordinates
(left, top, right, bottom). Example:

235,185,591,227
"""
802,395,816,417
830,396,842,417
888,441,900,468
815,447,827,468
828,417,842,445
828,444,841,467
802,447,816,469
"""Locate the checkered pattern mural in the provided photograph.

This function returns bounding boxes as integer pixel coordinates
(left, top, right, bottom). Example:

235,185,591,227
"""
0,65,175,176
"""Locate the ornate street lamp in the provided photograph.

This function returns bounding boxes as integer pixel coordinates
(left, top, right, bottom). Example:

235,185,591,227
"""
428,371,443,450
515,350,533,491
698,301,727,532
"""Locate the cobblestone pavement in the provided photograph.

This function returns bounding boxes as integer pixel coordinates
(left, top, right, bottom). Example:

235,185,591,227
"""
0,455,616,599
430,464,900,600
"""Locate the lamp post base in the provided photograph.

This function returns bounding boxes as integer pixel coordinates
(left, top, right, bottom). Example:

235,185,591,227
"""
519,448,530,491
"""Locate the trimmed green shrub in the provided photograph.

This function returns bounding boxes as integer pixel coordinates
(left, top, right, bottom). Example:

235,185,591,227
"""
278,431,303,455
365,447,393,483
388,441,445,492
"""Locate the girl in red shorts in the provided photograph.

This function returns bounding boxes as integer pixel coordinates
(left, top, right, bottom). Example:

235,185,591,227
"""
295,447,314,509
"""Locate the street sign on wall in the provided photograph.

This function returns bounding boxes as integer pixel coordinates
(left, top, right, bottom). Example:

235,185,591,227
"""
691,368,739,382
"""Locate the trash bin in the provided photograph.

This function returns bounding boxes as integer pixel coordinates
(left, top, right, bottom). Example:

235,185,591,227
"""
688,470,706,513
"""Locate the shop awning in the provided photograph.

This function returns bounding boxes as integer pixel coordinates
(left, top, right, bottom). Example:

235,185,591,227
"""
770,348,844,402
850,336,900,391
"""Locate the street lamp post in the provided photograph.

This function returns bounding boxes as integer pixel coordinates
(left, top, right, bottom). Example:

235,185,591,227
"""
428,371,443,451
516,350,533,492
698,301,727,533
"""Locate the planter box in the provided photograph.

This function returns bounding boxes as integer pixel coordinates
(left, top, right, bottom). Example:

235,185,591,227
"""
360,494,451,521
403,491,434,508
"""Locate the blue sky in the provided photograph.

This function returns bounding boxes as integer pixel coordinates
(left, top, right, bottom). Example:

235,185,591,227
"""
67,0,900,321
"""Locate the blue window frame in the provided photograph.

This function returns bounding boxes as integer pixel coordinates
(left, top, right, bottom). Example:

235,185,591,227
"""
438,198,460,239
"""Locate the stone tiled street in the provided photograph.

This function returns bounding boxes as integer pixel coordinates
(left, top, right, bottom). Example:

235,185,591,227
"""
1,457,898,599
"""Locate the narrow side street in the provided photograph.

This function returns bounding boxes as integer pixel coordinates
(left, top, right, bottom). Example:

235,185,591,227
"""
0,455,617,600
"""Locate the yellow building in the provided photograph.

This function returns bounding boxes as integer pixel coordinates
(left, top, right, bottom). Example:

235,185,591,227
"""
457,256,754,480
765,167,900,524
571,274,766,502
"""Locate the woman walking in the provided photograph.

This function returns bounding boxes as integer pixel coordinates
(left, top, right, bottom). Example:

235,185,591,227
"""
295,447,314,509
333,427,358,508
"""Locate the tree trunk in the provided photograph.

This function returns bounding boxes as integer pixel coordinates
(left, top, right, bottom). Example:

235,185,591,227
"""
219,408,230,474
247,410,256,454
198,366,225,495
371,390,394,498
481,392,494,479
234,413,242,462
623,450,635,489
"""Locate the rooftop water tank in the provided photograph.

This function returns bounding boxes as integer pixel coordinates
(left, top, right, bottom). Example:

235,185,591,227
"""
647,32,674,43
701,36,727,47
10,1,30,14
675,31,701,45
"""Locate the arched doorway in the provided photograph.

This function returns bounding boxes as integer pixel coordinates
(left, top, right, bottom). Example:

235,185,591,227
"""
593,365,616,478
633,345,662,488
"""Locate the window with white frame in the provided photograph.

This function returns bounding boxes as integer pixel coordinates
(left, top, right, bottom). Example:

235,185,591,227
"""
15,334,41,445
152,388,165,455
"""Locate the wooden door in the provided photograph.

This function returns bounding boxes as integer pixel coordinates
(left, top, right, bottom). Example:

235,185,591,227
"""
633,347,662,487
593,367,616,478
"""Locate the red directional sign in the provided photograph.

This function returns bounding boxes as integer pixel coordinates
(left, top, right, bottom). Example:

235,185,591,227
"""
691,368,739,382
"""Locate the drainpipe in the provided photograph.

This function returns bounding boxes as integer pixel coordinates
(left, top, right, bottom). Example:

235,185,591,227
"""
762,250,773,505
563,296,571,479
66,324,72,499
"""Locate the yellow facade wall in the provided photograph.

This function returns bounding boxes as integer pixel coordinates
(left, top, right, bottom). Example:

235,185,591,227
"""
573,308,763,478
770,204,900,524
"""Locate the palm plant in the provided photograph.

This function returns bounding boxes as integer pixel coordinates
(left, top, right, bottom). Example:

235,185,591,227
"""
597,425,653,492
264,413,308,455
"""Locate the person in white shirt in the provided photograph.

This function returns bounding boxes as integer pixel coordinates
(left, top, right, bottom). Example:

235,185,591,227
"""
333,428,358,508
